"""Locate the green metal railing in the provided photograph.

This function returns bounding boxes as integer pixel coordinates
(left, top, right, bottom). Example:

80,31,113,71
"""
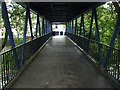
0,33,52,89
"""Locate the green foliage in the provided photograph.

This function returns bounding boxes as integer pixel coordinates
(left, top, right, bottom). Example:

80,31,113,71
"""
84,11,92,37
69,2,120,49
30,11,37,37
67,2,120,75
6,1,26,39
0,1,42,52
97,3,117,45
14,38,23,46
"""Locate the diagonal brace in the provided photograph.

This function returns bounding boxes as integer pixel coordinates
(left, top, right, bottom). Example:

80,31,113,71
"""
2,2,20,69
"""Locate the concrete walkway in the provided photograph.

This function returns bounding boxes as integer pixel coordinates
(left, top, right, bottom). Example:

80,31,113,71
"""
12,36,115,88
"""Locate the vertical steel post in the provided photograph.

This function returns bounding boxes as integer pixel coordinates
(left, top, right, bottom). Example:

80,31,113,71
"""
48,21,50,33
72,20,74,34
44,20,46,34
105,12,120,67
82,14,86,51
2,2,20,69
23,8,29,44
28,9,33,40
21,7,29,66
77,18,79,35
42,18,44,35
79,15,83,35
79,14,86,50
87,10,94,52
94,9,103,65
46,20,48,34
68,22,70,33
70,22,72,33
51,23,52,32
28,9,35,62
50,22,52,32
36,14,39,37
82,15,85,37
66,23,68,32
88,10,94,39
75,18,77,35
38,17,41,36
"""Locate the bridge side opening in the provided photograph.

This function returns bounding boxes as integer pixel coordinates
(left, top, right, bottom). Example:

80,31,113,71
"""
65,1,120,85
52,23,66,36
0,1,120,89
0,1,53,89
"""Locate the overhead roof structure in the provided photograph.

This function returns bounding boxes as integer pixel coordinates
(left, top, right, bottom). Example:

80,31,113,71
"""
20,2,103,22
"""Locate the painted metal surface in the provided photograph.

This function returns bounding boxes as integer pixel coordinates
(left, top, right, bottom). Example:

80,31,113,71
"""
36,14,40,37
39,17,41,36
28,8,34,40
105,12,120,67
66,32,120,84
1,33,52,89
46,21,48,34
79,14,86,50
72,20,74,34
2,2,20,69
11,36,115,88
21,7,29,66
47,22,51,33
79,15,83,35
42,18,45,35
94,9,103,65
88,10,94,39
75,18,77,35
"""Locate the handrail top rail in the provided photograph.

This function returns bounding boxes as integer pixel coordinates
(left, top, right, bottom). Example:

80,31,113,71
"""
0,33,50,55
67,32,120,51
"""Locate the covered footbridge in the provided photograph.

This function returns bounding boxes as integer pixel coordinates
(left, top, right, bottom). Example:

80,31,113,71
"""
0,0,120,89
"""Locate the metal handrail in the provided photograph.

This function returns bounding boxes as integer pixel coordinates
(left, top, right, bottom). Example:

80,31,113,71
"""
70,33,120,51
0,33,50,55
0,33,52,89
66,32,120,83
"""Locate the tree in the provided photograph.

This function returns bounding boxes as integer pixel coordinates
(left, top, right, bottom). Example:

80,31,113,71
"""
7,1,26,38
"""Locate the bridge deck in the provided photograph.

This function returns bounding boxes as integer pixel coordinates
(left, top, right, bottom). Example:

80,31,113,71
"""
11,36,115,88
